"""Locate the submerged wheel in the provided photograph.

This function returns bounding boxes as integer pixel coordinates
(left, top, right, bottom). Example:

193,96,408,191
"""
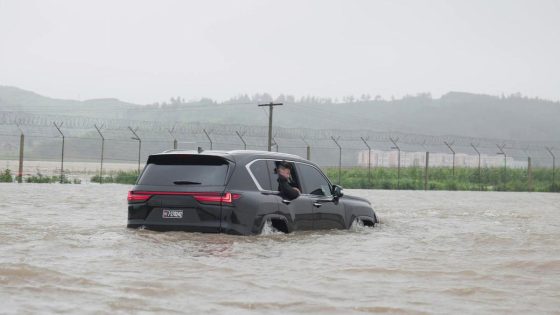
260,218,288,235
351,217,375,231
353,217,365,229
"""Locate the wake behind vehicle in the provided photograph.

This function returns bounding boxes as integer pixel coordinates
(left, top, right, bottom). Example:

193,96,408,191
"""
127,150,377,235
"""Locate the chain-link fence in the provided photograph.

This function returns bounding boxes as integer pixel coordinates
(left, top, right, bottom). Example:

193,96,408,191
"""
0,120,558,191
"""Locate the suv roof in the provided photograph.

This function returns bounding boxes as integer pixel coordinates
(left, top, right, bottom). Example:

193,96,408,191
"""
153,150,304,163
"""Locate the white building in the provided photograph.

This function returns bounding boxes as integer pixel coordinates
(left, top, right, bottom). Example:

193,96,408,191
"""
358,150,525,168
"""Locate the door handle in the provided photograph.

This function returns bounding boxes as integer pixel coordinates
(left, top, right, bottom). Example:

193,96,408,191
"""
282,199,291,205
313,202,322,208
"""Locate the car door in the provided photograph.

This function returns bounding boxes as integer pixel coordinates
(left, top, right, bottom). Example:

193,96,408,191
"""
268,160,314,231
245,159,280,224
296,163,346,230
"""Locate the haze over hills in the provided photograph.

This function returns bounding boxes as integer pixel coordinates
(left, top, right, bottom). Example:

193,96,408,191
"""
1,86,559,142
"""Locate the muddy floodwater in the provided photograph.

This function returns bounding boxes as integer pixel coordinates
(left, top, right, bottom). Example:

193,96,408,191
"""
1,184,559,314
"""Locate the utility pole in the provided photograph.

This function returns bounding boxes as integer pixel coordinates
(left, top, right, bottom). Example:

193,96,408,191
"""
53,122,65,183
390,137,401,189
444,141,456,176
258,102,283,151
360,137,372,187
546,147,556,190
471,143,482,191
94,124,105,184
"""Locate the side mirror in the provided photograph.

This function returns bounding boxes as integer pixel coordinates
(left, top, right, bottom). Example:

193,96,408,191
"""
332,185,344,198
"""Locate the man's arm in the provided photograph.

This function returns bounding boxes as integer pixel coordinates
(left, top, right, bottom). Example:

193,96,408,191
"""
278,176,300,200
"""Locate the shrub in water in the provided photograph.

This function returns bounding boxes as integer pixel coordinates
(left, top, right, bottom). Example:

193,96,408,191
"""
26,173,54,183
0,169,13,183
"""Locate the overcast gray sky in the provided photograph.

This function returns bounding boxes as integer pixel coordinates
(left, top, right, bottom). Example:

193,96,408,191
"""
1,0,559,104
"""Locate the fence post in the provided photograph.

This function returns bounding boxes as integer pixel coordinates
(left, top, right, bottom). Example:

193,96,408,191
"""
128,126,142,175
444,141,455,177
203,129,213,150
424,151,430,190
272,137,279,152
360,137,372,187
496,144,507,188
53,122,65,183
94,124,105,184
168,125,177,150
16,123,24,183
471,143,482,191
527,156,533,192
546,147,556,191
301,138,311,160
390,137,400,189
331,136,342,185
236,131,247,150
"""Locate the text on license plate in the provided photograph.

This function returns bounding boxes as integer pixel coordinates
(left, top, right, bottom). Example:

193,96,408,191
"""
162,209,183,219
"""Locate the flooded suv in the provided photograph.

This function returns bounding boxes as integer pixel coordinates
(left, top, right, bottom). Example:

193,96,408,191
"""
127,150,377,235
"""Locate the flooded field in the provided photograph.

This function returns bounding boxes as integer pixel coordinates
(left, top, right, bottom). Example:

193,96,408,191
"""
1,183,559,314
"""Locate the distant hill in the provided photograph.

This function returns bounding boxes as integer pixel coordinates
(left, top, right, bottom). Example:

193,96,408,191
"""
1,86,559,141
0,86,136,119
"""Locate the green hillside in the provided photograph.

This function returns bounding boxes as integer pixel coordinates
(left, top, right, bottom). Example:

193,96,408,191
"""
1,86,559,142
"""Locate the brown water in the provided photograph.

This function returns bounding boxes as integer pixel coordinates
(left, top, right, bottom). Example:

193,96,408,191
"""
1,184,559,314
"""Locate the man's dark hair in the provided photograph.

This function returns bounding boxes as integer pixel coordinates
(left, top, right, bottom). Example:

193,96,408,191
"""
277,161,291,170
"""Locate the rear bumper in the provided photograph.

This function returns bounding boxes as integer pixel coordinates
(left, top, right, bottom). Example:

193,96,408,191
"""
126,220,254,235
128,198,225,233
127,220,221,233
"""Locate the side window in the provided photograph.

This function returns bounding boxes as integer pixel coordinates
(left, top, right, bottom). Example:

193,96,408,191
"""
298,164,332,196
248,160,272,190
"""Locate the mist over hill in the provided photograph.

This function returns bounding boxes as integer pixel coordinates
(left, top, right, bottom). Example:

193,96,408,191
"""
1,86,559,142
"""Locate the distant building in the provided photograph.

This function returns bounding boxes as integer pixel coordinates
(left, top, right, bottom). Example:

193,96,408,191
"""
358,150,526,168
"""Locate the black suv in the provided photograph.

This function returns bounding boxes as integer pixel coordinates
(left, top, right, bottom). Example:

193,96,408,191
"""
127,150,377,235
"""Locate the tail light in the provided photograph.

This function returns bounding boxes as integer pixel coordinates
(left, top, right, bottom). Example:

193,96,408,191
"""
193,192,241,205
128,191,152,202
127,191,240,205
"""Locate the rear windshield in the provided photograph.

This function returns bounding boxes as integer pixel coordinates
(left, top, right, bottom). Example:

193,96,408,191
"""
137,155,229,186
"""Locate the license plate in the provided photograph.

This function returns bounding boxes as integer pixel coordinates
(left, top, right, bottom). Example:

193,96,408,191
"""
162,209,183,219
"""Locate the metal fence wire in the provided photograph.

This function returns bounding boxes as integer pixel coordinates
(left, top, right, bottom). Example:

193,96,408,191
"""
0,120,558,191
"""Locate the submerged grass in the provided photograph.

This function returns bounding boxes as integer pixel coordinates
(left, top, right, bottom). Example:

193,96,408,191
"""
91,170,138,185
0,169,81,184
324,167,559,192
2,167,557,192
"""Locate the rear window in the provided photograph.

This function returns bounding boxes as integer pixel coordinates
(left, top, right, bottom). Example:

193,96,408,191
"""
248,160,273,190
138,155,229,186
